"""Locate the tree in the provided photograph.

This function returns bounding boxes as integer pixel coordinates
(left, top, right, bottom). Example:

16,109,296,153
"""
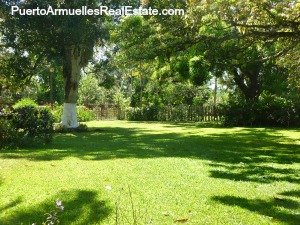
0,0,112,127
36,62,65,106
78,73,105,106
111,15,155,107
117,0,299,103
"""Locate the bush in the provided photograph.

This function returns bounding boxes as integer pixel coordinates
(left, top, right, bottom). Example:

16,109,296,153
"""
142,105,160,121
0,103,54,149
0,118,19,149
125,105,203,122
219,94,300,127
219,99,252,127
125,107,143,121
12,106,54,144
52,103,63,123
13,98,38,109
77,106,95,122
258,93,298,126
125,105,160,121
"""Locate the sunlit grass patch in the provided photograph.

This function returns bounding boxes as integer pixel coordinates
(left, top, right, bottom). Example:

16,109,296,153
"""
0,121,299,224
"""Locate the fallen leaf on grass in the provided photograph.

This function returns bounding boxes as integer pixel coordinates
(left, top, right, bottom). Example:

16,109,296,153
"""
105,185,112,190
175,218,188,223
162,212,170,216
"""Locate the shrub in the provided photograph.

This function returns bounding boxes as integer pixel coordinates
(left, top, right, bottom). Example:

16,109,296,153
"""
0,118,19,149
219,94,300,127
219,100,257,127
0,103,54,149
12,106,54,145
125,107,143,121
141,105,160,121
125,106,159,121
125,105,199,122
258,93,298,126
77,106,95,122
52,104,63,123
13,98,38,109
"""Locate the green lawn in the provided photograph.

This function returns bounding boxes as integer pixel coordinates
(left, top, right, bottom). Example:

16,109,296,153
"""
0,121,299,225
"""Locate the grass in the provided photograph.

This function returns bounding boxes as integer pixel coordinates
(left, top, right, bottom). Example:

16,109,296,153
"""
0,121,299,225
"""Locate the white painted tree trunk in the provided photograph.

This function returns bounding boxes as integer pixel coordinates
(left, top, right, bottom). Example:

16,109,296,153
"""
61,103,79,128
61,46,81,128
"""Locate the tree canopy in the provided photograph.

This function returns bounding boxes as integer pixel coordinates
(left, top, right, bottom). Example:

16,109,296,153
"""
1,0,299,126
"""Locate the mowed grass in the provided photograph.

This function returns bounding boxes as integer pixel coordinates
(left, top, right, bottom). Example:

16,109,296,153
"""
0,121,299,225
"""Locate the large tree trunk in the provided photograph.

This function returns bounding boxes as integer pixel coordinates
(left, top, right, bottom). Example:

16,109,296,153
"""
61,46,81,128
232,67,261,101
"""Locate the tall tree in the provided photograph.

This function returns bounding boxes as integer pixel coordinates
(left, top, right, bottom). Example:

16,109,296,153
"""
114,0,299,102
0,0,115,127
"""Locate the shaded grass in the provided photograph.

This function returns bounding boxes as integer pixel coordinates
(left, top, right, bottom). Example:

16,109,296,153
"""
0,121,299,224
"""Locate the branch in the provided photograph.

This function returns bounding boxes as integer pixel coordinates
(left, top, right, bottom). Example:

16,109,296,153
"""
249,30,300,38
22,53,46,86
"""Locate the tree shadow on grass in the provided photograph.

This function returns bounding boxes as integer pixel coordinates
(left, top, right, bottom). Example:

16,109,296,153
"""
0,124,299,184
0,197,22,212
281,190,300,198
209,162,300,183
212,194,300,225
0,189,112,225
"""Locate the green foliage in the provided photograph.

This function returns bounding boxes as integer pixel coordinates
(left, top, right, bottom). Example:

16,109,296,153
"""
43,200,64,225
158,82,210,106
125,105,160,121
13,98,38,109
125,107,144,121
12,106,54,144
220,93,300,127
0,48,43,92
0,118,19,149
52,105,95,123
1,0,116,126
155,64,172,81
72,123,89,132
36,65,65,105
78,74,104,106
90,59,118,90
1,0,299,130
258,93,298,127
54,123,89,133
0,104,54,149
171,56,190,81
112,15,154,61
51,103,63,123
189,56,210,86
53,123,69,133
125,104,215,122
76,106,95,122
